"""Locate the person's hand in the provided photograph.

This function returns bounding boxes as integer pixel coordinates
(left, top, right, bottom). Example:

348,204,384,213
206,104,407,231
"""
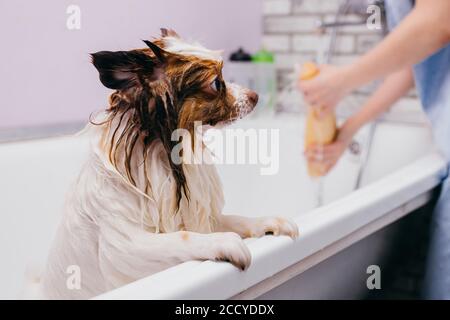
304,123,355,175
298,65,353,117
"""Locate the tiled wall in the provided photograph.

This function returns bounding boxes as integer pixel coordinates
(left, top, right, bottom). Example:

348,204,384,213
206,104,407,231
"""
262,0,422,121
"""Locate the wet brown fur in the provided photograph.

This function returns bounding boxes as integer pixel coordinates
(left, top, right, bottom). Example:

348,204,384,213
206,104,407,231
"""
91,31,241,211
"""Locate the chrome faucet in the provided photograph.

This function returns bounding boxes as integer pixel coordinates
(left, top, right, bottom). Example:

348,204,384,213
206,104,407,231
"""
316,0,386,63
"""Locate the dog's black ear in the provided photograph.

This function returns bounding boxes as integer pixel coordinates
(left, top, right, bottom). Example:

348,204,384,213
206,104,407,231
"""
91,50,162,90
142,40,167,63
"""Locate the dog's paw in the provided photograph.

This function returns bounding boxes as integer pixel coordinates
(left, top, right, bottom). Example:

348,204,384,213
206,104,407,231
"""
250,217,299,239
211,232,252,271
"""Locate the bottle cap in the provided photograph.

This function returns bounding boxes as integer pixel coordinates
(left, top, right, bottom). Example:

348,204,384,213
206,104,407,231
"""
252,49,274,63
229,48,252,62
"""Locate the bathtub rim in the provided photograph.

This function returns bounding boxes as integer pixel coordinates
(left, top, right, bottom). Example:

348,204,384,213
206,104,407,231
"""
94,151,447,300
232,190,433,299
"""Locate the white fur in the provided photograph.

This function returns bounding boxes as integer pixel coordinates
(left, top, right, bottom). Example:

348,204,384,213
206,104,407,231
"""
226,82,255,120
34,111,297,299
34,41,298,299
163,36,223,61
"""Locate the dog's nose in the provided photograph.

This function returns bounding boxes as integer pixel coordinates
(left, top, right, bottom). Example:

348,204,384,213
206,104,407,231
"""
247,91,259,106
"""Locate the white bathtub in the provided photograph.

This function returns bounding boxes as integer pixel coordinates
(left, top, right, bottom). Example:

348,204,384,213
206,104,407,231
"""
0,114,446,299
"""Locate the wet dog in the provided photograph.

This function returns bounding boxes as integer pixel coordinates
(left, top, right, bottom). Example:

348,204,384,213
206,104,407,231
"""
39,29,298,299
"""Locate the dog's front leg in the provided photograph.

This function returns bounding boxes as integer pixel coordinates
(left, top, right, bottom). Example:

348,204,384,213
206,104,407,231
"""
214,214,299,239
99,226,252,280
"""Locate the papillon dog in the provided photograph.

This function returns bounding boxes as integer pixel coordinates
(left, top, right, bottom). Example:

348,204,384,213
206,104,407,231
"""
38,29,298,299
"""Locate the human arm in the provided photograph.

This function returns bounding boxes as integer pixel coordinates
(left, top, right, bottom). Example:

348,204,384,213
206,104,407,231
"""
305,67,415,174
299,0,450,112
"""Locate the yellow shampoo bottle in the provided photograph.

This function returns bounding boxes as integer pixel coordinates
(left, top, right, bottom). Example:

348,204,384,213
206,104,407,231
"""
300,62,337,177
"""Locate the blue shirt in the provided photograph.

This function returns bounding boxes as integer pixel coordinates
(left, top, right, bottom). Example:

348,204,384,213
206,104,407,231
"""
386,0,450,159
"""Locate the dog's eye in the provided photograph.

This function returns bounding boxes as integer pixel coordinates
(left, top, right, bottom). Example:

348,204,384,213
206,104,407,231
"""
210,78,222,92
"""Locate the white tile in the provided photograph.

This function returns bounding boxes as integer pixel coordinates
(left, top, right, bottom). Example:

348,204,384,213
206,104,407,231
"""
263,0,292,15
293,34,355,54
293,34,329,52
262,35,291,52
265,16,319,33
274,52,316,70
333,35,355,53
293,0,340,14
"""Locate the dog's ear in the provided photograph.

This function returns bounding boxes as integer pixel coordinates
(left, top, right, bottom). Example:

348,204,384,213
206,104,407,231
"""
142,40,167,63
160,28,180,38
91,49,164,90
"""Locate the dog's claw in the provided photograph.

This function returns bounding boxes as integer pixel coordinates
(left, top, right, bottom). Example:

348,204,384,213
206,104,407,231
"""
211,232,252,270
252,217,299,239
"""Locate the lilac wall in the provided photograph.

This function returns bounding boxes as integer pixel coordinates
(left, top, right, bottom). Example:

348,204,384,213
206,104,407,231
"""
0,0,262,128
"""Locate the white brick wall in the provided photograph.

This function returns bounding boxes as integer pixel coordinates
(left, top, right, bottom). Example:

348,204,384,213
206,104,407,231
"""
264,16,318,33
275,52,315,70
262,0,388,113
262,35,291,52
292,34,355,54
263,1,383,71
292,0,341,14
292,34,326,53
262,1,423,126
263,0,292,15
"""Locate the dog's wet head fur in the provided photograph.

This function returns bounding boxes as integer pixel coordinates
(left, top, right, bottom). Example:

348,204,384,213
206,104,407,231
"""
91,28,258,207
